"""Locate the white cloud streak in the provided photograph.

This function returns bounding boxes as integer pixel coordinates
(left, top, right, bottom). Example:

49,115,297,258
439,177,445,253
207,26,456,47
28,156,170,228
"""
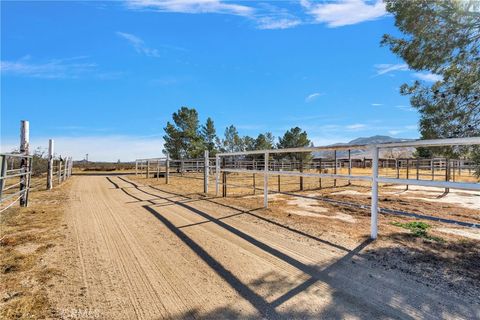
116,32,160,57
374,63,409,75
301,0,386,27
413,72,443,82
126,0,254,16
346,123,366,130
305,92,322,102
0,56,97,79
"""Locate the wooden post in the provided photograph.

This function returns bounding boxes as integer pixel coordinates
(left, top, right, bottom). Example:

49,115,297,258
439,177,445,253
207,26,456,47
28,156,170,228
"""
135,160,138,176
19,121,30,206
396,159,400,179
222,157,227,197
264,152,268,208
215,155,219,195
299,158,304,191
371,146,379,239
278,175,281,192
318,158,322,189
181,160,184,176
348,149,351,185
445,158,450,193
0,155,7,200
204,150,209,194
47,139,54,190
58,159,62,184
416,159,420,180
431,159,435,181
146,160,150,179
165,154,170,184
333,150,337,187
405,159,409,190
253,173,256,195
64,157,68,181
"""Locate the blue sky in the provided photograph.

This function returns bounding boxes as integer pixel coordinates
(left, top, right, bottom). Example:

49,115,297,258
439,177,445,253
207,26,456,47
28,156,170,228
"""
1,1,438,161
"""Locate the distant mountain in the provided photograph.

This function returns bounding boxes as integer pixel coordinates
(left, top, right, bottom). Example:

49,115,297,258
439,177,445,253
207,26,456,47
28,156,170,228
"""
346,135,413,145
313,135,415,159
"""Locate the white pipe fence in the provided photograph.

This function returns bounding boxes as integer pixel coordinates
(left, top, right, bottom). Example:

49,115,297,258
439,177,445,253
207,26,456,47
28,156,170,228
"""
0,121,74,213
215,137,480,240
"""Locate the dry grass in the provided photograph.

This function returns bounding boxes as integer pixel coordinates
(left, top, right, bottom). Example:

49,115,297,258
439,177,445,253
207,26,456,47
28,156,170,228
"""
0,181,70,319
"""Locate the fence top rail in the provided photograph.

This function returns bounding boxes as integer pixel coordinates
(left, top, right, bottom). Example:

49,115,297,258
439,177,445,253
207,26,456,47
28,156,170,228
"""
0,153,33,158
136,157,167,162
217,137,480,157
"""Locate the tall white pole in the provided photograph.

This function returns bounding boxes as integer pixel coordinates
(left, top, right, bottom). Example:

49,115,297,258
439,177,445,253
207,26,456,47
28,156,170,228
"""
264,152,269,208
371,146,379,239
19,120,30,206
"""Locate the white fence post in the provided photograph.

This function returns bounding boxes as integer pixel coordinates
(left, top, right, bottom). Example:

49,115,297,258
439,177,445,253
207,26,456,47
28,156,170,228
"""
264,152,269,208
19,120,30,207
370,145,379,239
215,155,220,196
135,160,138,176
204,150,209,194
47,139,54,190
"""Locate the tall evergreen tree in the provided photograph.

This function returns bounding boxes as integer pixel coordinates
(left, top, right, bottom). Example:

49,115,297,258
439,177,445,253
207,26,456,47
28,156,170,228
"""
277,127,312,161
163,107,203,159
201,117,218,155
255,132,275,150
383,0,479,160
222,125,244,152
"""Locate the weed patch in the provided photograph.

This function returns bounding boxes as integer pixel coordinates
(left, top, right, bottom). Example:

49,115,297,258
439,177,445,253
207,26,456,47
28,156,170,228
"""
391,221,445,242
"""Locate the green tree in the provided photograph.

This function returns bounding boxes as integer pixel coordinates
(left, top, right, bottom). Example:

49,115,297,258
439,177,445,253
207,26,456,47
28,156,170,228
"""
277,127,312,161
243,136,256,151
201,117,218,155
222,125,244,152
163,107,204,159
255,132,275,150
383,0,479,160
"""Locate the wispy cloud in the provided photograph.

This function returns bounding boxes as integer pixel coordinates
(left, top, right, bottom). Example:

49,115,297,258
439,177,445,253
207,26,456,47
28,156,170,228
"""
395,105,415,112
301,0,386,27
413,72,442,82
256,16,301,30
126,0,254,16
116,32,160,57
1,56,97,79
374,63,408,75
371,103,383,106
346,123,367,130
305,92,323,102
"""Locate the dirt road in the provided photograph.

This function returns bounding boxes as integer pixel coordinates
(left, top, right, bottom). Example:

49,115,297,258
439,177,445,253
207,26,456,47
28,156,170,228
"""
50,175,479,319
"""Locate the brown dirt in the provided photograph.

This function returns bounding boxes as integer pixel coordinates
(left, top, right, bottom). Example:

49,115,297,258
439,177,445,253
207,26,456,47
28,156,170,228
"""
0,181,70,319
2,173,479,319
47,174,479,319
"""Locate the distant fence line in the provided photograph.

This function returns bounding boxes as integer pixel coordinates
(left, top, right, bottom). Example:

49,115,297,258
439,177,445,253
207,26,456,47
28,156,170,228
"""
0,121,73,213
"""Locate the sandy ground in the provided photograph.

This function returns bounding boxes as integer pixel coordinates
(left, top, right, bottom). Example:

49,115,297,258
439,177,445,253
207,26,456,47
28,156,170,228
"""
42,174,480,319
